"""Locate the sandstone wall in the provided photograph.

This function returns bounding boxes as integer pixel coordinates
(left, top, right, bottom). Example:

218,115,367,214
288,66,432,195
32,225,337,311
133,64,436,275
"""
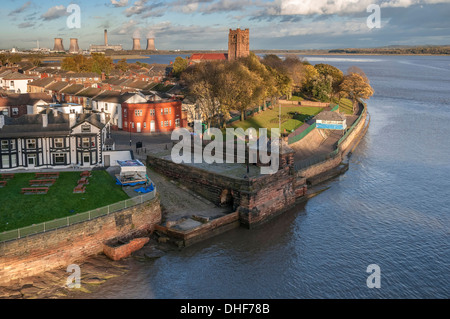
0,198,161,286
147,156,306,228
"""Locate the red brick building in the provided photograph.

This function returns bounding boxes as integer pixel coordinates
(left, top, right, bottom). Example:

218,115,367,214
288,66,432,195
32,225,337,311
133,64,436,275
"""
121,100,187,133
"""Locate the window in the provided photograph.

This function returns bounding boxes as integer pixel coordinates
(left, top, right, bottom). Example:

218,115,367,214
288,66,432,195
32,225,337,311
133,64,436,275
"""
143,122,146,128
54,138,64,148
164,108,168,115
161,109,163,115
1,109,9,116
27,139,36,149
169,120,171,126
164,120,168,127
135,110,143,116
150,109,155,116
2,155,10,168
105,103,108,111
82,137,90,148
131,122,135,129
175,119,180,128
81,125,91,133
161,121,163,127
169,108,171,114
53,153,66,164
124,121,128,127
124,110,127,117
1,140,9,151
12,108,19,116
10,81,14,87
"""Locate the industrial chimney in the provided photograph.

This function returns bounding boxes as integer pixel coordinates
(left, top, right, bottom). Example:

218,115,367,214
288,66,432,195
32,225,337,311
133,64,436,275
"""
53,38,65,52
104,29,108,46
69,38,80,54
146,38,155,51
132,38,141,51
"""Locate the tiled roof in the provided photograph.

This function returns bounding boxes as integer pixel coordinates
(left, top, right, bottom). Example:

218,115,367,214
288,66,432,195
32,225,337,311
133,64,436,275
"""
0,112,107,137
3,72,37,80
92,91,139,103
75,87,103,98
28,77,55,88
0,93,53,107
60,84,85,95
45,81,70,92
315,111,346,121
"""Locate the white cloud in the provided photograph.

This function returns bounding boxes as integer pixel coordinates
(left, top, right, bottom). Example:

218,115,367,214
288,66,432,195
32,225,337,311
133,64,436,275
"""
110,0,130,7
41,5,67,21
279,0,450,15
9,1,32,16
112,19,139,35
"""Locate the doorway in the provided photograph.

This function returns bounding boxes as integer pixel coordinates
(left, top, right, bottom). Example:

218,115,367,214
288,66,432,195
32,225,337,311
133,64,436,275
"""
83,153,90,166
27,154,36,168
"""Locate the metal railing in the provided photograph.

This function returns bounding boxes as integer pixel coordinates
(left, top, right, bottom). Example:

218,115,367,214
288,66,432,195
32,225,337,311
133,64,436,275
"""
0,187,157,243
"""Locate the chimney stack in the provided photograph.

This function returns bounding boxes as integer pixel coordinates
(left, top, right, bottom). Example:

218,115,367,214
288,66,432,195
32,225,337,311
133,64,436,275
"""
132,38,141,51
146,38,155,51
100,112,106,124
104,29,108,46
42,114,48,128
53,38,65,52
69,38,80,54
69,112,76,128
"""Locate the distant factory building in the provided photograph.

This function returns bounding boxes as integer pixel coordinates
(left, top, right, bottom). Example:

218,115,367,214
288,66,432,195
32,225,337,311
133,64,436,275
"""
89,29,123,52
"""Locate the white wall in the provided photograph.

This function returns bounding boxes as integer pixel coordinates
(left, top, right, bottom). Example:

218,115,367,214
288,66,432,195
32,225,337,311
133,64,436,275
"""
102,150,132,166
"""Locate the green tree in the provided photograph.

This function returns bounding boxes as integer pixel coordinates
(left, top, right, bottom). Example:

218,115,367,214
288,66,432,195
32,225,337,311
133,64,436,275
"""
0,54,7,66
339,73,374,113
115,58,129,73
172,56,189,78
181,61,223,128
314,63,344,100
90,53,113,75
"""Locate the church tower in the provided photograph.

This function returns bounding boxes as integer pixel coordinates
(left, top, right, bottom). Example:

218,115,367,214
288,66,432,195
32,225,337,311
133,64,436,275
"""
228,28,250,61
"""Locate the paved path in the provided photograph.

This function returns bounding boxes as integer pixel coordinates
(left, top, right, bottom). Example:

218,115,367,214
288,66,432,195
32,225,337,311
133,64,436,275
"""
146,166,231,224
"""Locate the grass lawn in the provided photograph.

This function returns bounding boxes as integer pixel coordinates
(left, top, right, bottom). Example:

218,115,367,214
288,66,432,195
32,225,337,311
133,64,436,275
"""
0,171,129,232
229,106,322,136
289,95,304,102
338,98,354,115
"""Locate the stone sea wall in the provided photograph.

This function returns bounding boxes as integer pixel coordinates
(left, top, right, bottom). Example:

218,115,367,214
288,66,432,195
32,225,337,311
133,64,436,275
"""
0,197,161,286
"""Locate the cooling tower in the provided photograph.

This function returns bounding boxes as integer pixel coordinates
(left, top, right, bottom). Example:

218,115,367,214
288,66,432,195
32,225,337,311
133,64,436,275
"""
132,38,141,51
69,38,80,54
104,29,108,46
146,38,155,51
53,38,65,52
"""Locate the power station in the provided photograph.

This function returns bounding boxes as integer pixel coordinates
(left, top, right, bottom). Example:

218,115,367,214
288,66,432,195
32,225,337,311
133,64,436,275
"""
52,38,65,52
146,38,156,51
69,38,80,54
51,29,157,53
132,38,141,51
89,29,123,52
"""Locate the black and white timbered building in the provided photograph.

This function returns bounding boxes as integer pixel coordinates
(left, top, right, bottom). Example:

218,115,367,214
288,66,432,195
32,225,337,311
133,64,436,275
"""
0,111,110,170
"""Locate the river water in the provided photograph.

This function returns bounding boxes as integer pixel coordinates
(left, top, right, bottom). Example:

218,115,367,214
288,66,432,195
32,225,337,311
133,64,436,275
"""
88,55,450,299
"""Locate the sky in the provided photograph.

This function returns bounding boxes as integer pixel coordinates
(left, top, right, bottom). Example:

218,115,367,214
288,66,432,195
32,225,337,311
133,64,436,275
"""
1,0,450,51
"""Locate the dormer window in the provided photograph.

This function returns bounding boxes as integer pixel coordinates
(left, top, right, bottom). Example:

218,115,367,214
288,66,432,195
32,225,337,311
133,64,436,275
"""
81,124,91,133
